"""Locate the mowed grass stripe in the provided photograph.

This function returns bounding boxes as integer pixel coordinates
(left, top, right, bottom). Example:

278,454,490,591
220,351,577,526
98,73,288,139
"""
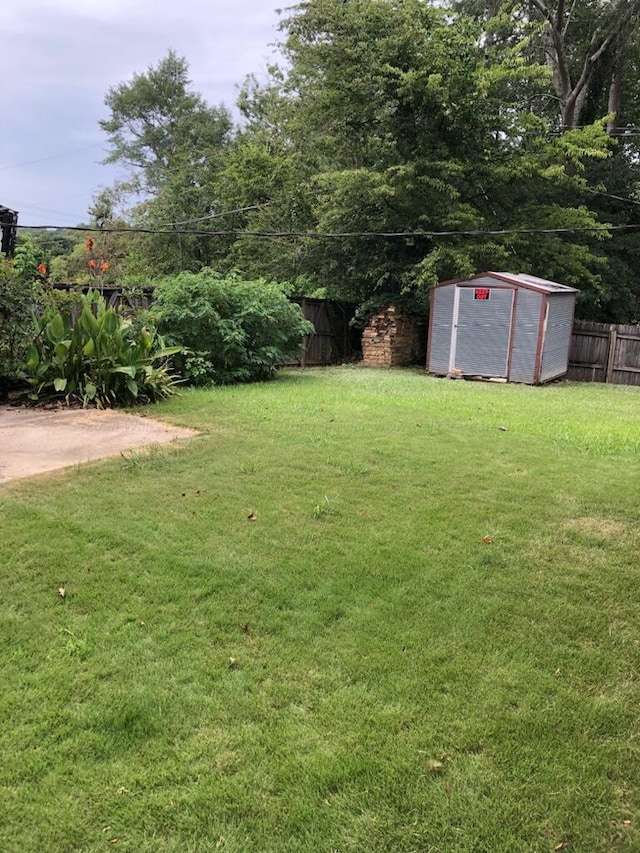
1,368,639,852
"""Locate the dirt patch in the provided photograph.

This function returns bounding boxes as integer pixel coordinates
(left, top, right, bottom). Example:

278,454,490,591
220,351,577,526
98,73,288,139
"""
563,516,631,539
0,405,197,484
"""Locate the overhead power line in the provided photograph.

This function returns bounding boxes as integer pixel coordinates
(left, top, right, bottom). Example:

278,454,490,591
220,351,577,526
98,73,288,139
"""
586,188,640,207
0,142,106,173
11,223,640,238
154,203,270,228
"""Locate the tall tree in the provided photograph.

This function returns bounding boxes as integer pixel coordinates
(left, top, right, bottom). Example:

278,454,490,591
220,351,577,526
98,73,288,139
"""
451,0,640,320
221,0,611,304
100,51,232,193
99,52,234,273
529,0,640,129
454,1,640,129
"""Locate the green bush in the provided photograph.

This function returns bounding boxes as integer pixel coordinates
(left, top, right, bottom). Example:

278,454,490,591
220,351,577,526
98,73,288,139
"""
0,260,41,397
24,289,180,407
154,270,315,385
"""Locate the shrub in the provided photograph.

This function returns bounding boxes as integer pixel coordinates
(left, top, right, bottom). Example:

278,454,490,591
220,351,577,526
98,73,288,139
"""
154,270,314,385
0,260,41,397
23,289,180,407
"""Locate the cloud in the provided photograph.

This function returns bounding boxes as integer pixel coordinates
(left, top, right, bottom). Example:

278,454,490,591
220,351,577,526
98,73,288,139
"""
1,0,282,226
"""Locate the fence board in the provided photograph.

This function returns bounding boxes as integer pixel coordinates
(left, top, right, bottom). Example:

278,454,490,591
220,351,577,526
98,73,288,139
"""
568,321,640,386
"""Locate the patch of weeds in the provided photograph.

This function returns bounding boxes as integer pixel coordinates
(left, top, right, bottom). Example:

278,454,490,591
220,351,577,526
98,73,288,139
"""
306,433,331,448
329,460,370,477
312,495,334,519
119,444,180,471
59,628,91,661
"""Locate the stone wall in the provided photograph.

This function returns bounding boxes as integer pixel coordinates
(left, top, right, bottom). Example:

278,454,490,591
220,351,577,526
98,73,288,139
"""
361,305,421,367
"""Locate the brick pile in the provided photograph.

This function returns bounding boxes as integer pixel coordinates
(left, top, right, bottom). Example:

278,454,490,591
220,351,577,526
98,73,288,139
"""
361,305,421,367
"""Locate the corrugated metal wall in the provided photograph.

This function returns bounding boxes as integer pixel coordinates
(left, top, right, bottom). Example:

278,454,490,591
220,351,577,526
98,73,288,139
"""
540,295,576,382
455,287,513,377
428,284,455,374
428,277,576,384
509,289,542,384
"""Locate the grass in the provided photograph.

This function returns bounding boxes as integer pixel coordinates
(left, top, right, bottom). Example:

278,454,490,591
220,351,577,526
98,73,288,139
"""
1,367,640,852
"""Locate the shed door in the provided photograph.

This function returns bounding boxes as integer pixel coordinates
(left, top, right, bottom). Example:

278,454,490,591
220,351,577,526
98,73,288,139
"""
450,286,514,377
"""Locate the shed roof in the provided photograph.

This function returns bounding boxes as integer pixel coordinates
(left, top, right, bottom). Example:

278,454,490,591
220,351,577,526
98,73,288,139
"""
489,272,578,294
437,271,578,295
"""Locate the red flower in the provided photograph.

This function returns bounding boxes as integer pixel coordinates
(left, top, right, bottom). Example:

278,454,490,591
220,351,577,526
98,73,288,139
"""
88,259,97,269
85,236,94,251
101,261,110,272
37,263,47,275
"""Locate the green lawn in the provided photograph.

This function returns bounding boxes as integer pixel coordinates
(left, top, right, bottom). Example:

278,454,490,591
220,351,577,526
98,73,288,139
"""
2,368,640,852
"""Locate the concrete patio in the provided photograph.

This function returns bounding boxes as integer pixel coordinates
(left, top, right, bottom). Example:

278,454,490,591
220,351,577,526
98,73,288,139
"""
0,405,197,484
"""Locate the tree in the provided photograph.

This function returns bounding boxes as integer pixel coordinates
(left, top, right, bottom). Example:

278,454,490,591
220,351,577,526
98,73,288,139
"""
98,52,234,274
100,51,232,193
528,0,640,129
454,1,640,129
451,0,640,319
220,0,612,304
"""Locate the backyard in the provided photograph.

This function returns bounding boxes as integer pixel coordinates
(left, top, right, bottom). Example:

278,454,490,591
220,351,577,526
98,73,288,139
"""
1,367,640,852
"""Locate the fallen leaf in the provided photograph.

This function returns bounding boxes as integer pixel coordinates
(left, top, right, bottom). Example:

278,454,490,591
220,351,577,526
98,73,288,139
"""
58,587,66,599
427,759,445,773
482,536,492,545
554,843,569,851
498,425,509,431
247,512,257,521
229,657,239,669
623,820,632,826
108,840,119,845
240,623,250,634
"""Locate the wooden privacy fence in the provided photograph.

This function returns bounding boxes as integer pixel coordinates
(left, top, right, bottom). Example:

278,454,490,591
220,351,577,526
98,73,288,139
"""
568,321,640,386
50,283,155,313
288,296,357,365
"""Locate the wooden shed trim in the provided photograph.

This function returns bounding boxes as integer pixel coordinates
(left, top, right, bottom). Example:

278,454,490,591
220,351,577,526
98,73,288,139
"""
431,272,576,297
505,287,519,381
533,295,549,384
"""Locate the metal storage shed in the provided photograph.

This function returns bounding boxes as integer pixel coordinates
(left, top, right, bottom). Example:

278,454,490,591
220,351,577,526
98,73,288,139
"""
426,272,578,385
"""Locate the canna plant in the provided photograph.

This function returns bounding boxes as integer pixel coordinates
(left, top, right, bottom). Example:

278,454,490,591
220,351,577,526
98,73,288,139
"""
24,289,180,407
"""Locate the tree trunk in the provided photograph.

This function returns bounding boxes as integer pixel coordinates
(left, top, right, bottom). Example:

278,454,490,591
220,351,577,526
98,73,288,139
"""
606,24,630,133
530,0,640,129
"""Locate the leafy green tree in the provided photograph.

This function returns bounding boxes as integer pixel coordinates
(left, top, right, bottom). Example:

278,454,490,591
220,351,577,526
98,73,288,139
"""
221,0,611,304
452,0,640,319
528,0,640,130
453,1,640,130
99,51,234,274
100,50,232,193
13,235,49,283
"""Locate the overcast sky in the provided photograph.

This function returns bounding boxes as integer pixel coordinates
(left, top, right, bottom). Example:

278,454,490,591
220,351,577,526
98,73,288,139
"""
1,0,284,227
